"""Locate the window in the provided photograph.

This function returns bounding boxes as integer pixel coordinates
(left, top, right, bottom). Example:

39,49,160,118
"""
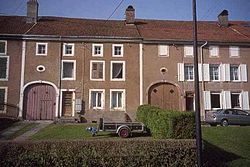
36,43,48,55
62,60,76,80
184,64,194,81
229,46,239,57
158,45,169,57
209,64,219,81
0,41,7,54
184,45,193,57
112,44,123,57
0,56,9,80
90,61,105,81
92,44,103,57
0,87,7,112
230,65,239,81
111,61,125,81
231,93,240,108
211,92,221,109
110,89,125,110
89,89,105,109
209,46,219,57
63,43,74,56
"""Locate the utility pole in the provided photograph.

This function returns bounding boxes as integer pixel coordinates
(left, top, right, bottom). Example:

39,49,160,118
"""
192,0,202,166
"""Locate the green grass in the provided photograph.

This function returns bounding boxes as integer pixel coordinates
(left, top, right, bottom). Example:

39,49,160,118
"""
31,123,114,140
202,126,250,167
7,123,38,140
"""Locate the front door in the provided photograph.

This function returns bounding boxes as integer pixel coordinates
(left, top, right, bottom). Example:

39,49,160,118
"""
24,84,56,120
62,91,73,117
149,83,180,110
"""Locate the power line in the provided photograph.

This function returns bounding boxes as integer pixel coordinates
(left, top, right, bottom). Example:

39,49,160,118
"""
104,0,125,24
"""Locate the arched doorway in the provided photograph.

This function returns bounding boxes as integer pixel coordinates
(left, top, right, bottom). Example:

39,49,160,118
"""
148,82,180,110
23,83,56,120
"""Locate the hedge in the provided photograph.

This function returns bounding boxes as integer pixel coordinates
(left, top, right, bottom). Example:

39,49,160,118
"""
0,140,196,167
136,105,195,139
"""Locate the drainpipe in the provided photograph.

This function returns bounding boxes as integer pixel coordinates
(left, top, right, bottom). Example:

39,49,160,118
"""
58,36,63,118
200,41,207,121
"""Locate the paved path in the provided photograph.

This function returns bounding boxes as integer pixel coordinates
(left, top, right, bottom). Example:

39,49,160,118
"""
0,121,52,141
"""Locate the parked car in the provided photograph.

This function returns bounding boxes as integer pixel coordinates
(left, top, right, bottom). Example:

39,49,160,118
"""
205,109,250,126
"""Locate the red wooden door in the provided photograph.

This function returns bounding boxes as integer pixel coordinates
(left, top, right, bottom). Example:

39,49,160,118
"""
149,83,179,110
24,84,56,120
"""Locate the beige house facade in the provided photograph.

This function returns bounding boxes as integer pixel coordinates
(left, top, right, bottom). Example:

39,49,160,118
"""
0,0,249,122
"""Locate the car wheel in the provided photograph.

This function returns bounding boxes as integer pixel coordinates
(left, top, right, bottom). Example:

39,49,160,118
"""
221,119,228,127
118,128,130,138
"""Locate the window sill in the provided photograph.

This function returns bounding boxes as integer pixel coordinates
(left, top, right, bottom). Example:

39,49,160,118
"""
61,78,76,80
90,79,105,81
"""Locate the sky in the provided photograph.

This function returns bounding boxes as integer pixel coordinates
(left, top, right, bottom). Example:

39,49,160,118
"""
0,0,249,21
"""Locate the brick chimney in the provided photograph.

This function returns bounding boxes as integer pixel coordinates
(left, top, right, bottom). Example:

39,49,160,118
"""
26,0,39,23
218,10,229,27
125,5,135,25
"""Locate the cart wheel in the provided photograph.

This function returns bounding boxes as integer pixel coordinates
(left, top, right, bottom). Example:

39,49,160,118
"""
118,128,130,138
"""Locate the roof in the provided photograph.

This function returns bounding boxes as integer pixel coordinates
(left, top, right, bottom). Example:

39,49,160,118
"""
0,15,250,43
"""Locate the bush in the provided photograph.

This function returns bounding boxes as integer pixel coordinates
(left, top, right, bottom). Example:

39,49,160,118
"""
0,140,196,167
137,105,195,139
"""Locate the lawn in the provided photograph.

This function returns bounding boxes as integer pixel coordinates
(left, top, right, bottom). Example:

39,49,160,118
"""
31,123,115,140
202,126,250,167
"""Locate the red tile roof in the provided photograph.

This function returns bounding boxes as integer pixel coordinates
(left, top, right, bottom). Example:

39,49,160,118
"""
0,15,249,42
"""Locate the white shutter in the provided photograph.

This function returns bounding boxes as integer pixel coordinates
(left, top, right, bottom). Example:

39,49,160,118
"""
203,64,210,81
224,64,230,81
198,64,202,81
222,91,231,109
178,63,184,81
204,91,211,110
242,91,249,110
158,45,169,56
240,64,247,82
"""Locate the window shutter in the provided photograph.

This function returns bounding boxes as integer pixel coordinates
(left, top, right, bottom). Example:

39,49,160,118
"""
224,64,230,81
203,64,210,81
178,63,184,81
198,64,202,81
242,91,249,110
159,45,169,56
240,64,247,82
222,91,231,109
203,91,211,110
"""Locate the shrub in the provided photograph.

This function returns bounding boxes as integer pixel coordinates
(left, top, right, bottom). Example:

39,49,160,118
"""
137,105,195,139
0,140,196,167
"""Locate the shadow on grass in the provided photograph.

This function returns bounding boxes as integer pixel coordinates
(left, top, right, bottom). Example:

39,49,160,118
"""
203,140,241,167
0,118,19,132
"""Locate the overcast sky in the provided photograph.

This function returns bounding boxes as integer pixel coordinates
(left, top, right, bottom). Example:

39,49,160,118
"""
0,0,249,21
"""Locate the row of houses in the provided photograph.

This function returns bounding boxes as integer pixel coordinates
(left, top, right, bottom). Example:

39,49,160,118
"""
0,0,249,122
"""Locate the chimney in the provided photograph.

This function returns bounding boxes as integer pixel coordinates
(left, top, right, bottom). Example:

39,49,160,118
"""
26,0,39,23
218,10,229,27
125,5,135,25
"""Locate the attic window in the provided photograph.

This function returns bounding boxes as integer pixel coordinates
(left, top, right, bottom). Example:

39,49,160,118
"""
36,43,48,56
92,44,103,57
63,43,74,56
158,45,169,57
184,45,193,57
112,44,123,57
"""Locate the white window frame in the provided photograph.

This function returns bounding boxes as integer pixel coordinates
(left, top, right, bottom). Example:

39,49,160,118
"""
61,60,76,80
36,43,48,56
230,64,240,82
0,87,8,113
92,44,103,57
209,64,220,82
112,44,124,57
110,61,125,81
110,89,126,111
158,45,169,57
63,43,75,56
209,46,219,57
231,92,241,109
0,56,9,81
184,45,193,57
89,89,105,110
229,46,239,57
90,60,105,81
0,40,7,55
184,64,194,81
211,92,222,110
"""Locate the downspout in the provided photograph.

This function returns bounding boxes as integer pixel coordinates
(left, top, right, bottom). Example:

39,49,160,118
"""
139,43,143,105
19,41,26,118
200,41,207,121
58,36,63,118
